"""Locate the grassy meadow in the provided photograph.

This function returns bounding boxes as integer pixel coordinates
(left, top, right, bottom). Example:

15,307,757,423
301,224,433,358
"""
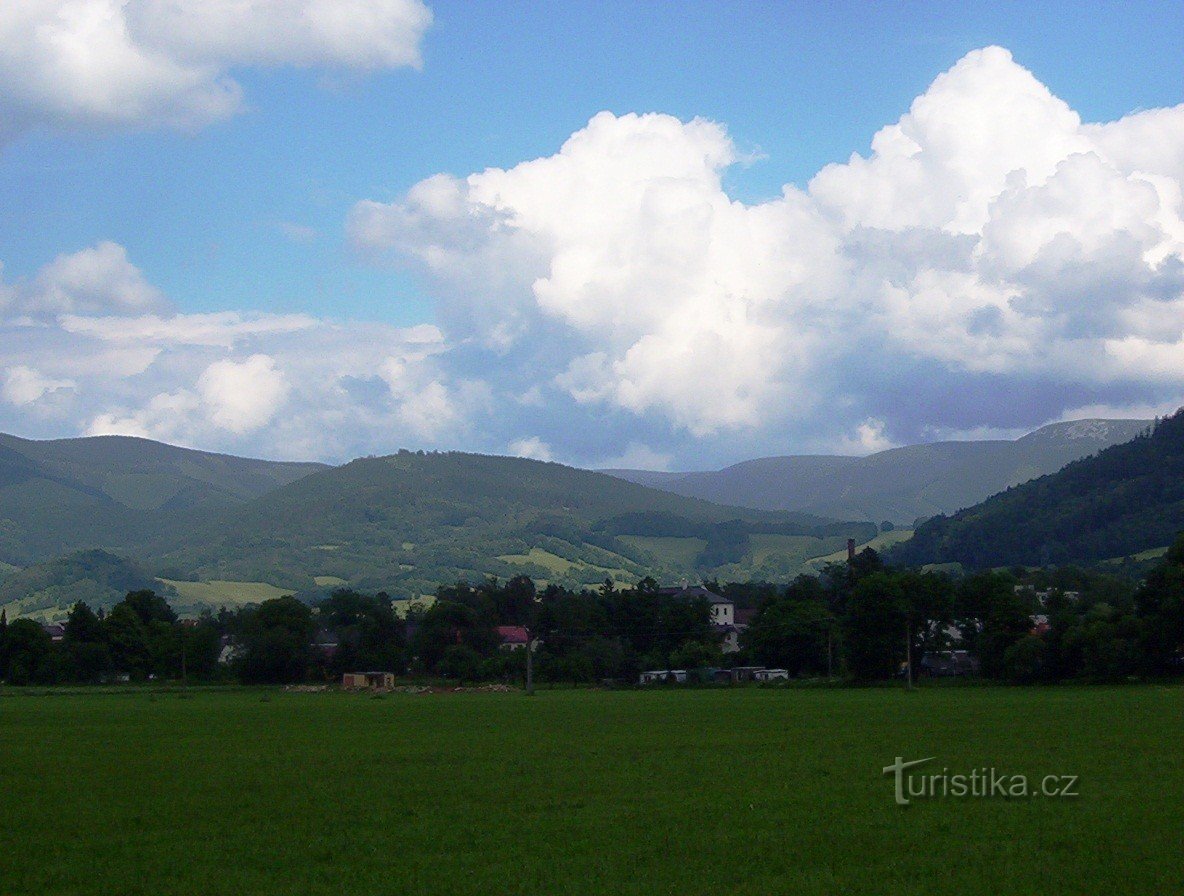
1,686,1181,895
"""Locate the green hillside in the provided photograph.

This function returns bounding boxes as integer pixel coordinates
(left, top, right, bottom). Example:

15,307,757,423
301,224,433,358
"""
146,451,874,595
0,433,325,565
0,549,170,623
894,410,1184,569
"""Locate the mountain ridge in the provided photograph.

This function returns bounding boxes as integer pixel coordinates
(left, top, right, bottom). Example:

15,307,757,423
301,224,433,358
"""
602,419,1152,523
893,410,1184,569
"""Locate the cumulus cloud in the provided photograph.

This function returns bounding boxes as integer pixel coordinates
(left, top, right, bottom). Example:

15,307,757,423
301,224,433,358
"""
196,354,290,433
2,366,76,406
0,240,484,459
350,46,1184,459
0,0,432,140
508,436,554,462
6,47,1184,469
1,242,167,317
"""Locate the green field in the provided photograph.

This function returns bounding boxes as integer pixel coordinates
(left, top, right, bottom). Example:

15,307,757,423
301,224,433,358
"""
497,547,637,583
619,534,708,568
0,686,1180,895
157,579,294,608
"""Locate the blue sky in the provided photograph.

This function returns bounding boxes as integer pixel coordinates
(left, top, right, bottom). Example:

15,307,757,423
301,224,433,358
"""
1,1,1183,467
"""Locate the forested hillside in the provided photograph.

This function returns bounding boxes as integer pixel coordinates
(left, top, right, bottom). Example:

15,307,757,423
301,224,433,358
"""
0,433,324,564
145,451,873,594
894,410,1184,568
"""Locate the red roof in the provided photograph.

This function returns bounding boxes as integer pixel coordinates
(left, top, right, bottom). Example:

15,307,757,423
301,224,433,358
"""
496,625,530,645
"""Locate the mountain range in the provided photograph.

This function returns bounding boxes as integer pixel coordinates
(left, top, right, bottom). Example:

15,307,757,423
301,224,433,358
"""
0,416,1167,618
603,419,1151,523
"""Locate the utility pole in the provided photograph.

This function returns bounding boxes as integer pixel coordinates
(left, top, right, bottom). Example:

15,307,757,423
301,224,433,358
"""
525,628,535,696
904,620,913,690
827,625,833,679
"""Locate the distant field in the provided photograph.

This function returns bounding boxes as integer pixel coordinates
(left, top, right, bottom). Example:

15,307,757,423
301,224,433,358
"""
158,579,293,608
1100,545,1170,565
498,547,635,583
312,575,348,587
0,686,1179,895
805,528,915,569
747,533,847,567
619,535,707,568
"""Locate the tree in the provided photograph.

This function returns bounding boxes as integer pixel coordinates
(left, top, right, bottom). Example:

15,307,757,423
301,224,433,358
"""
121,590,178,626
955,571,1032,679
1,619,57,685
410,600,497,676
1136,534,1184,672
318,590,405,674
1002,634,1047,684
844,572,909,681
742,579,833,676
236,596,315,684
105,603,151,680
64,602,112,682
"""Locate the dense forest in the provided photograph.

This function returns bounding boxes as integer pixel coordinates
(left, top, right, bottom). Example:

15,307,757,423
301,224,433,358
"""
5,536,1182,687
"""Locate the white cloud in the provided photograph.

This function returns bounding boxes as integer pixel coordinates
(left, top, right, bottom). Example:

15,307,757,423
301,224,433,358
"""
2,242,167,316
88,389,201,443
596,442,675,472
834,419,897,456
0,0,432,140
350,46,1184,457
508,436,553,462
6,47,1184,470
1,365,76,406
196,354,290,433
61,310,318,346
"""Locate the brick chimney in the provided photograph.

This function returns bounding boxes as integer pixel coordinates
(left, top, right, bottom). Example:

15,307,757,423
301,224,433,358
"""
847,538,856,562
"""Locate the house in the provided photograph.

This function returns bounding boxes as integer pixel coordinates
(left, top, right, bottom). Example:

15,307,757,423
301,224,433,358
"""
217,634,241,665
313,628,340,660
495,625,532,651
658,586,735,626
657,585,744,653
41,623,65,643
342,671,394,690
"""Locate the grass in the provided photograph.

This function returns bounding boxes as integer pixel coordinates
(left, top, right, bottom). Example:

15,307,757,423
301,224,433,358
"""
0,686,1180,895
157,579,294,608
746,533,846,567
498,547,635,583
619,535,707,568
312,576,348,587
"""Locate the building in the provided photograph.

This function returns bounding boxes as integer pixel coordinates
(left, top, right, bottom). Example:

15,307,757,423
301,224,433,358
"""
639,669,688,684
753,668,789,682
342,671,394,690
41,623,65,643
495,625,532,650
657,585,744,653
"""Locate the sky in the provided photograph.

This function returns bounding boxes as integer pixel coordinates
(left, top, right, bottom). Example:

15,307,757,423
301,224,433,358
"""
1,1,1183,469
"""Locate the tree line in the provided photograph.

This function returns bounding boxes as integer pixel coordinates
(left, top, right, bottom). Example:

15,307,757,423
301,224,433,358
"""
3,537,1183,686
